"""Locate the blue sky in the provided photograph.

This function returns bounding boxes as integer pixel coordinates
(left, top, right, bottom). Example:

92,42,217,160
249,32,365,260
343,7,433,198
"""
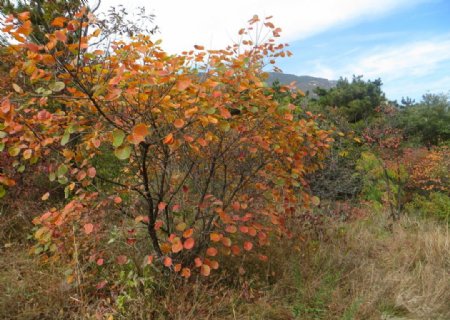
99,0,450,101
281,0,450,101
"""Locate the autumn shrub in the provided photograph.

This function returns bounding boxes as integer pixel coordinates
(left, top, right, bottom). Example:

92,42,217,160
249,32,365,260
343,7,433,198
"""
0,11,332,281
403,146,449,195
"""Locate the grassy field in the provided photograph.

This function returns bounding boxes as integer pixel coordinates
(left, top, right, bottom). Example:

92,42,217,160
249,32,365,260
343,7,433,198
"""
1,208,448,320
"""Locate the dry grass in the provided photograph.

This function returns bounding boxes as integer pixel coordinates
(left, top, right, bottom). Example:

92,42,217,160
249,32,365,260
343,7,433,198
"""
0,210,449,319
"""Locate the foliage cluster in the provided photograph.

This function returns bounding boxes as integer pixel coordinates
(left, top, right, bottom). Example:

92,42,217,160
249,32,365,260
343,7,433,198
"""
0,9,331,280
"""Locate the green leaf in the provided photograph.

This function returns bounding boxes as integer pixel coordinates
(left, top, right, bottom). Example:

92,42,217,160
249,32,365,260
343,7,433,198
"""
17,165,25,173
274,177,285,186
58,176,68,185
49,172,56,182
49,81,65,92
8,146,20,157
112,129,125,147
205,107,216,115
0,143,4,152
0,186,6,198
61,131,70,146
0,131,7,138
64,185,70,198
114,145,131,160
57,164,68,177
219,121,230,132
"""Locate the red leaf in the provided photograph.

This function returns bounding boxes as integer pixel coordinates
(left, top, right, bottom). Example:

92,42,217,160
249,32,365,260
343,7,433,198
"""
158,202,167,211
87,167,96,178
116,255,128,265
83,223,94,234
206,247,218,256
195,257,203,267
183,237,195,250
96,258,104,266
146,255,154,265
243,241,253,251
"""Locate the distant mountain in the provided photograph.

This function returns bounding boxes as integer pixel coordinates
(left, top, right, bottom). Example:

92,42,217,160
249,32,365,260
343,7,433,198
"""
267,72,337,96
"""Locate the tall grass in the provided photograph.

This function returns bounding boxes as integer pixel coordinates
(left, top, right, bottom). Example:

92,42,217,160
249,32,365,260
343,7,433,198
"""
1,210,449,319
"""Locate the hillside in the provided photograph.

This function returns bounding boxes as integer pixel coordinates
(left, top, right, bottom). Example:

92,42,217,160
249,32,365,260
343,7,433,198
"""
267,72,337,95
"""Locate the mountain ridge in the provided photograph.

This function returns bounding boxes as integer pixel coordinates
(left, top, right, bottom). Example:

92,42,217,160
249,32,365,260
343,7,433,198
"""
267,72,337,96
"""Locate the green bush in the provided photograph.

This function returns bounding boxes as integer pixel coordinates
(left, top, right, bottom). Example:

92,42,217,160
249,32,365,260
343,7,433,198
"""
405,192,450,222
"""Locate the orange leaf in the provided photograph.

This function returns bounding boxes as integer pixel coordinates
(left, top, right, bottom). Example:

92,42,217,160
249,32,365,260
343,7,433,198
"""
181,267,191,278
55,30,67,43
51,17,67,27
210,233,222,242
163,133,174,145
114,196,122,204
77,170,86,181
84,223,94,234
183,237,195,250
174,263,182,272
221,237,232,247
17,11,30,22
220,107,231,119
163,257,172,267
231,245,240,255
41,192,50,201
206,247,218,257
225,225,237,233
158,202,167,211
172,239,183,253
200,264,211,276
146,255,154,265
184,107,198,118
177,78,191,91
183,228,193,238
109,76,121,85
210,260,219,270
194,45,205,50
133,123,149,138
96,258,104,266
174,119,185,129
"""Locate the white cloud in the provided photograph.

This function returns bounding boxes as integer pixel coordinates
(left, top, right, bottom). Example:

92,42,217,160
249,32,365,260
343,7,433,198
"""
301,36,450,99
95,0,429,53
304,36,450,81
351,39,450,80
